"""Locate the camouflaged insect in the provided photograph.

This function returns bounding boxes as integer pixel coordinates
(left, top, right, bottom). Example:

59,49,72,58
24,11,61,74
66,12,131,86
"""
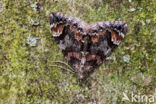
50,12,127,79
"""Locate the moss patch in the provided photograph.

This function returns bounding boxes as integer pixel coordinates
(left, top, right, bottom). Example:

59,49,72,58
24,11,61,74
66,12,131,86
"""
0,0,155,103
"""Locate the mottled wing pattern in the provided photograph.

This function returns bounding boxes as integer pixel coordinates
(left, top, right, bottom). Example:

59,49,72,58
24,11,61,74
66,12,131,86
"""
86,21,127,72
78,22,127,78
50,12,89,74
50,12,128,79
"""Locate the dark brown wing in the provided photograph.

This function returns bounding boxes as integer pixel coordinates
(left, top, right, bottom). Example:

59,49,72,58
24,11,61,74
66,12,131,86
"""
50,12,89,72
75,22,127,79
75,21,127,79
87,21,127,65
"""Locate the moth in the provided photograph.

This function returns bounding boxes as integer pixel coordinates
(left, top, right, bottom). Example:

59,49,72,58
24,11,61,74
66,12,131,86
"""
50,12,127,79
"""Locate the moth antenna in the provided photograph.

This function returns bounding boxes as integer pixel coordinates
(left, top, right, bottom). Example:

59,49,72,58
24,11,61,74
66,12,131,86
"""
51,61,76,72
49,65,75,73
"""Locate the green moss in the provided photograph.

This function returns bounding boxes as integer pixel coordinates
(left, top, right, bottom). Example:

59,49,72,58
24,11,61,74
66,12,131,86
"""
0,0,155,103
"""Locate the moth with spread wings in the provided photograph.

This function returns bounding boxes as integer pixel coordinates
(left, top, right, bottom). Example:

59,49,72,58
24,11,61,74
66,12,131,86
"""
50,12,127,79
